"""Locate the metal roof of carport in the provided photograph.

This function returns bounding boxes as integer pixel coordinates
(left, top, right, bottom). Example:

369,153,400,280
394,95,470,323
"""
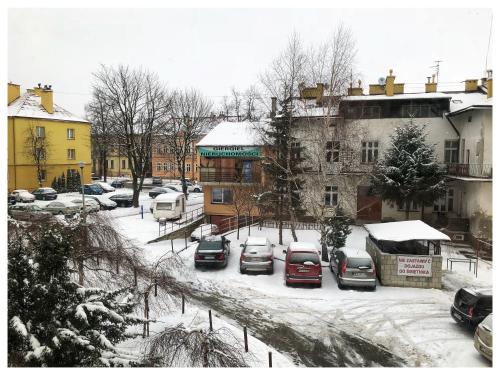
364,220,451,242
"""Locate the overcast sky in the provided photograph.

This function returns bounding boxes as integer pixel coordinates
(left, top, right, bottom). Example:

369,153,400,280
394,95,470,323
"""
8,8,493,117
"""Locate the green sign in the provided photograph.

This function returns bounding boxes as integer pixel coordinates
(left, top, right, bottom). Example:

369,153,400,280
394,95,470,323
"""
199,146,260,158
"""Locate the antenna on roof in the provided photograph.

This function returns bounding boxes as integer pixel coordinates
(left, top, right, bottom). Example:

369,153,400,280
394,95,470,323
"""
430,60,443,84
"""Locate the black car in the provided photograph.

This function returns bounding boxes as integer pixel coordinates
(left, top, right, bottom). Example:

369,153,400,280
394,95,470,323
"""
31,187,58,200
83,184,104,195
91,173,100,181
451,287,492,329
108,194,134,207
194,235,231,268
152,176,163,185
111,179,125,188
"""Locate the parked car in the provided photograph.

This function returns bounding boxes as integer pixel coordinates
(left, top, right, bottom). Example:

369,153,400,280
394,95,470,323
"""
44,201,80,216
190,224,219,242
31,187,57,201
94,181,115,193
163,184,183,193
152,176,163,185
194,235,231,268
149,186,177,199
450,287,492,329
108,193,134,207
11,189,35,203
71,198,100,213
85,195,117,210
110,179,126,188
8,204,52,221
83,184,104,195
8,193,17,206
474,313,492,362
283,242,322,287
330,248,377,290
171,180,201,193
91,173,100,181
239,236,274,274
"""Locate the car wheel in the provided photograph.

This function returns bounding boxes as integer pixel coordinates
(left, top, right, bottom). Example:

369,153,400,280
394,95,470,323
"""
337,274,344,289
194,263,199,269
285,280,291,287
371,284,377,291
240,266,245,274
317,282,322,288
329,262,334,272
268,266,274,275
194,188,200,193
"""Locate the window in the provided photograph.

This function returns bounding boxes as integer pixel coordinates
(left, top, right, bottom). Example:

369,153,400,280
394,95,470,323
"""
444,140,459,163
212,188,233,204
156,162,161,171
121,159,126,169
36,147,45,160
324,185,338,207
401,104,430,118
67,149,76,160
326,141,340,162
186,143,192,154
39,170,46,182
361,141,379,163
291,142,301,160
397,200,419,211
362,106,381,119
67,128,75,139
36,126,45,138
468,115,472,123
434,189,454,212
186,163,191,173
110,159,115,170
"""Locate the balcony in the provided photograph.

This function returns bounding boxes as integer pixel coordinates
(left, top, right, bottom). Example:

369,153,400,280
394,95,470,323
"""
445,163,492,179
199,167,261,184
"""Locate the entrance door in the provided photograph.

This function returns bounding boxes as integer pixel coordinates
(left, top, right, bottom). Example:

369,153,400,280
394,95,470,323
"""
356,186,382,222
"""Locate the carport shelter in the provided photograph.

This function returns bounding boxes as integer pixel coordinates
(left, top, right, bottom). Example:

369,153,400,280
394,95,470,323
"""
364,220,451,289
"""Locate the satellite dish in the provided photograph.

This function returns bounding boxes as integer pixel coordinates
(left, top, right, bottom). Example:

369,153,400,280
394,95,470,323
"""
378,77,386,85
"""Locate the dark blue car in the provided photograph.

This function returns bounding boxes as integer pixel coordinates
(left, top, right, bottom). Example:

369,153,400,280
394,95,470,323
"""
83,184,104,195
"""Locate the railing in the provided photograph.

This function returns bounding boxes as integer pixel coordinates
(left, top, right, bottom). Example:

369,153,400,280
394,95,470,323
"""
261,220,322,231
445,163,492,178
158,206,205,237
199,168,261,183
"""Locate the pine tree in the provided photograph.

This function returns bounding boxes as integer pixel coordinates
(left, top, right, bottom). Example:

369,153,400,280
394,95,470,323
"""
51,177,58,192
60,172,67,193
371,120,447,220
56,176,63,193
325,207,352,253
262,101,305,244
73,171,82,193
67,171,75,192
8,222,144,367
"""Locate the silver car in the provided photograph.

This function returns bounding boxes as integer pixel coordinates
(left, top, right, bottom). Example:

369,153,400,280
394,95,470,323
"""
330,247,377,290
239,237,274,274
44,201,80,216
71,198,100,213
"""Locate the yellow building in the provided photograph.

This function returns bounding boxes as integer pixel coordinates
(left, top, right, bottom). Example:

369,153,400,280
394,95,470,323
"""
8,83,92,192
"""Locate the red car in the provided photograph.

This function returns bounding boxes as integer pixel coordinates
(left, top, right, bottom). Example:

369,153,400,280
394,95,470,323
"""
283,242,322,287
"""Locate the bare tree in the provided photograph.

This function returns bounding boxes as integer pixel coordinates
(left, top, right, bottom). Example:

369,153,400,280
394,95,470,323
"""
24,121,50,187
162,88,212,196
91,64,171,206
231,87,242,121
243,85,260,121
86,87,113,182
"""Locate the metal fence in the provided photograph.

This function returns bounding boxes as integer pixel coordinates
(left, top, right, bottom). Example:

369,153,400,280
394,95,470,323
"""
158,206,205,237
445,163,492,178
199,168,261,183
260,220,322,231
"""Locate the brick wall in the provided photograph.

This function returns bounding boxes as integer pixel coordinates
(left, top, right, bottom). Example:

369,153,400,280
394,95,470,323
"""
366,237,442,289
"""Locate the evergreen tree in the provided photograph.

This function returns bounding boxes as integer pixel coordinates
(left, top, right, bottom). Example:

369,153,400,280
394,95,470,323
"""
8,222,144,367
74,171,82,193
371,120,447,220
325,207,352,253
56,176,63,193
262,101,305,244
67,171,76,192
60,172,67,193
51,177,59,192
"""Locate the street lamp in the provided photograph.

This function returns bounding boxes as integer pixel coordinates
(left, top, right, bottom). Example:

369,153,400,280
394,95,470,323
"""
78,161,85,217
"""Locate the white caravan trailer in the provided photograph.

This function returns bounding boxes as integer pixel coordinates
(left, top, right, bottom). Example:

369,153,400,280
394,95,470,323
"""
152,192,186,220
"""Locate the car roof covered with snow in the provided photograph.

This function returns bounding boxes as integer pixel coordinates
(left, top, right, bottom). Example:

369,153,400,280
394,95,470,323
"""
364,220,451,242
288,242,318,252
245,237,268,246
339,247,372,259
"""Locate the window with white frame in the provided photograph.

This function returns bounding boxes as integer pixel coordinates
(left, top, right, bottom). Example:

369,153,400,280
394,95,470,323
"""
110,159,115,169
397,200,419,211
156,162,161,171
291,142,301,160
212,188,233,204
67,149,76,160
434,188,454,212
361,141,378,163
186,163,191,173
326,141,340,163
162,162,168,171
444,140,459,163
67,128,75,140
324,186,338,207
36,126,45,138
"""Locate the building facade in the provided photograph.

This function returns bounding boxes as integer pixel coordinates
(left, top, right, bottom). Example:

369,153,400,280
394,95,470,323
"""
8,83,92,191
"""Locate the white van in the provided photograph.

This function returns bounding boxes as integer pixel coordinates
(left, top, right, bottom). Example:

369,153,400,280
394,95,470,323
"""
152,192,186,220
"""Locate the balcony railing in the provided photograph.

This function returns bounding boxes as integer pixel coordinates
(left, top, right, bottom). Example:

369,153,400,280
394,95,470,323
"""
445,163,492,179
200,167,261,183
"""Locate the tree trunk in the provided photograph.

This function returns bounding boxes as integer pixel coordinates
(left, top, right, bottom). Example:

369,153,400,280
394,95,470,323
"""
420,201,425,221
78,259,84,286
132,172,140,207
405,200,410,221
236,215,240,240
321,226,329,262
278,197,283,245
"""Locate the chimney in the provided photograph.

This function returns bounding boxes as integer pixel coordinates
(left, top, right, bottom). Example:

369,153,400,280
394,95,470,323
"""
385,69,395,96
316,83,324,104
40,86,54,114
465,79,478,92
425,74,437,93
7,82,20,105
486,70,493,98
271,97,277,118
348,79,363,96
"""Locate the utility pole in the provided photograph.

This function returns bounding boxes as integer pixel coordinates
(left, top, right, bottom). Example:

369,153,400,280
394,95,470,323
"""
430,60,443,84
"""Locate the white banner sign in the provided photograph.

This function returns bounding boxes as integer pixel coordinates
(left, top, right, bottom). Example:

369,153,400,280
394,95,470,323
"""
397,256,432,277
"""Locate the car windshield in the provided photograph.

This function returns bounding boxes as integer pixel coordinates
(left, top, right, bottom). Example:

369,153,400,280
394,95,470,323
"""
198,240,223,251
156,202,173,210
347,258,372,268
289,252,319,265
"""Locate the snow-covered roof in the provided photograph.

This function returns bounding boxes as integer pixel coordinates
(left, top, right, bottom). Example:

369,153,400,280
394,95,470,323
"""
447,92,492,115
154,192,184,202
8,91,89,123
364,220,451,242
288,242,318,252
343,92,452,101
196,121,267,147
289,98,339,118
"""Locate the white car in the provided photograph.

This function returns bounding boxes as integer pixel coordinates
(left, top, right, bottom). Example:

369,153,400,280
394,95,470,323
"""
44,201,80,216
94,181,116,193
71,198,100,213
190,224,219,242
169,181,202,193
11,189,35,203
